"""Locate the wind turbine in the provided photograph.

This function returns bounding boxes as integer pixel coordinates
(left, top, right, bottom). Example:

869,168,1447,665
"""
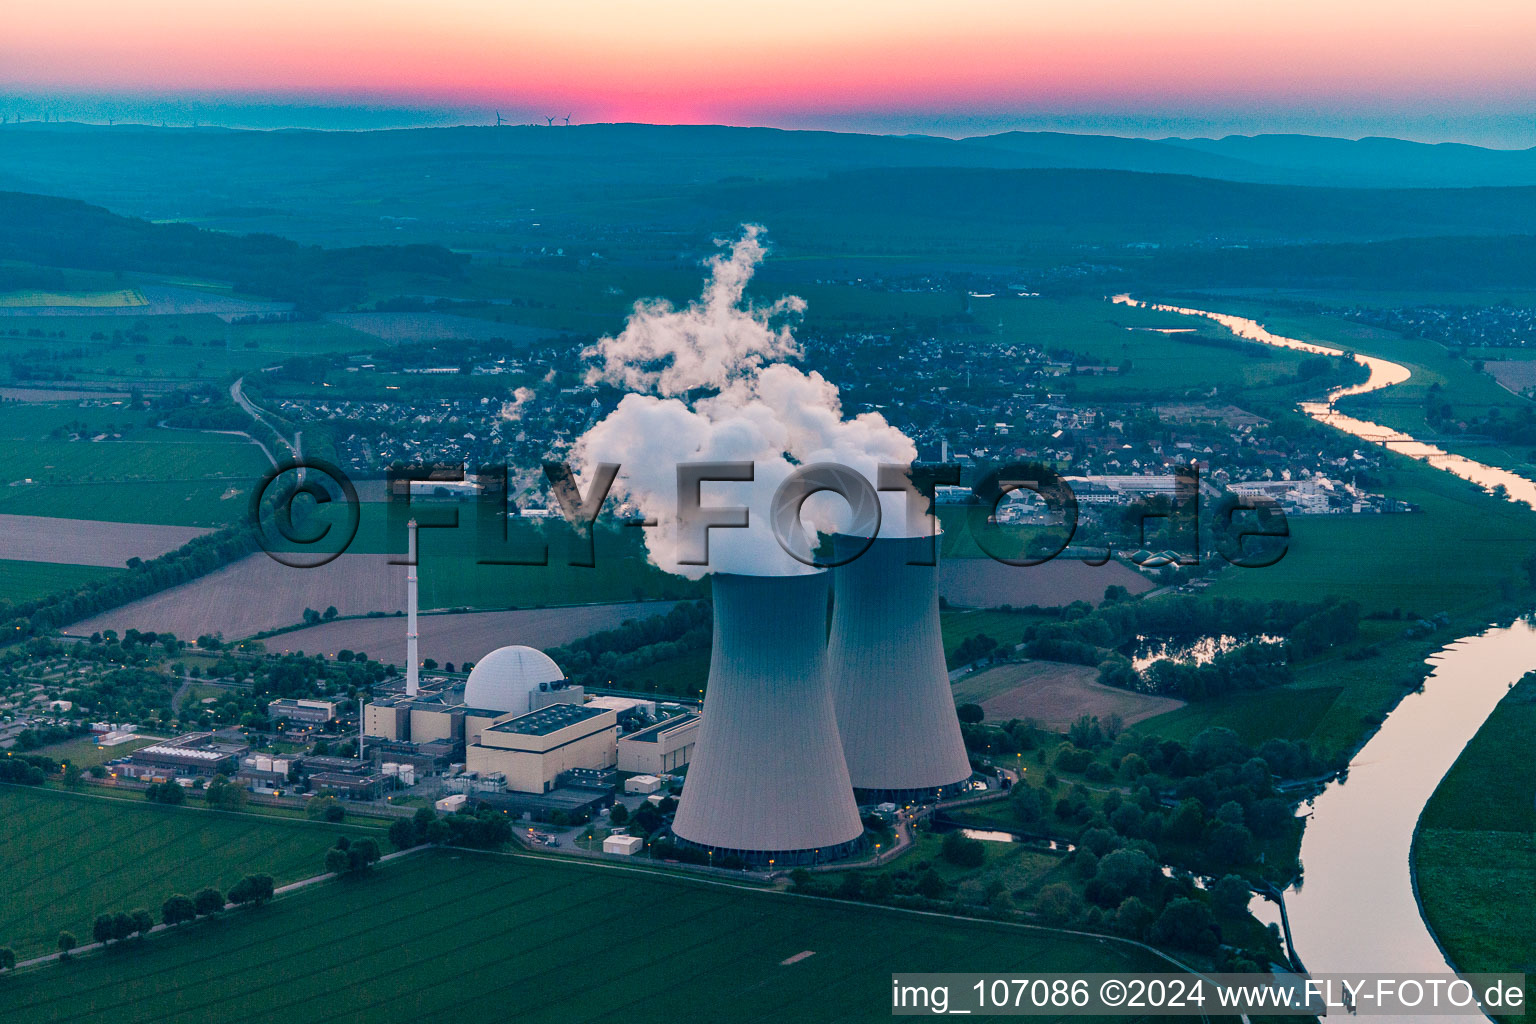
562,112,571,125
545,115,556,126
495,111,503,126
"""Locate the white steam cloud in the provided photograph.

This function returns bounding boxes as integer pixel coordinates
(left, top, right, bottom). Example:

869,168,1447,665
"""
499,386,536,421
574,226,927,580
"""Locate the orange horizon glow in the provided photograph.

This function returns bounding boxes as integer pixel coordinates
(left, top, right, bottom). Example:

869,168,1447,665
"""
4,1,1535,139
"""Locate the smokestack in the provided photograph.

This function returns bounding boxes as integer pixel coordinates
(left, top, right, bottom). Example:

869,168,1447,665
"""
406,518,419,698
671,572,864,865
828,534,971,802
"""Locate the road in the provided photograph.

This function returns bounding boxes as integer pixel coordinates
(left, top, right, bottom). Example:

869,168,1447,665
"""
230,377,301,462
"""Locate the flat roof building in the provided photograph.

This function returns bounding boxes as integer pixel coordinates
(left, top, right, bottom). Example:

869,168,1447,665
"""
617,713,699,775
466,704,617,794
267,698,338,725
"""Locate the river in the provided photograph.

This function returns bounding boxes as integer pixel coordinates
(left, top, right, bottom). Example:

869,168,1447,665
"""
1112,295,1536,1018
1111,295,1536,509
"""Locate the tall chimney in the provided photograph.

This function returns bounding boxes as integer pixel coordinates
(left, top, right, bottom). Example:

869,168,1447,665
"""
827,534,971,802
670,572,863,865
406,518,420,698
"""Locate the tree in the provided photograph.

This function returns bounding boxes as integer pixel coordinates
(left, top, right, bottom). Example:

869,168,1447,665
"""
325,847,351,875
348,838,381,871
956,703,985,725
1032,883,1083,925
915,868,946,899
131,909,154,938
608,803,629,826
388,818,417,851
162,894,196,927
111,912,134,943
1210,874,1252,916
205,774,247,811
1114,896,1155,939
57,931,76,959
940,830,986,868
64,763,82,789
193,887,225,916
93,914,114,945
0,947,14,972
1149,898,1219,954
307,796,344,822
229,874,274,906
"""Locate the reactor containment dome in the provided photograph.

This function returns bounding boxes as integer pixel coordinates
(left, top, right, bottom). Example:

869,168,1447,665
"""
463,645,566,713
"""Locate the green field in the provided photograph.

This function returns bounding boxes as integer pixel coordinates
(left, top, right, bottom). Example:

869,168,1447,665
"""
0,847,1195,1024
1413,677,1536,1021
0,313,373,386
0,559,123,603
0,786,374,960
0,289,145,308
977,295,1311,401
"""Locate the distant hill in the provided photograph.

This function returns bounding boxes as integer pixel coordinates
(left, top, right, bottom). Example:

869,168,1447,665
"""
0,190,466,311
3,123,1536,254
696,167,1536,248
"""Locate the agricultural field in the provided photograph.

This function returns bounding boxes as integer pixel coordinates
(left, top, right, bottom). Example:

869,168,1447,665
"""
0,289,146,309
938,555,1153,610
1413,674,1536,1022
0,787,373,960
0,312,372,386
260,601,683,664
0,848,1194,1024
953,661,1184,730
978,295,1313,401
0,515,207,568
0,559,122,603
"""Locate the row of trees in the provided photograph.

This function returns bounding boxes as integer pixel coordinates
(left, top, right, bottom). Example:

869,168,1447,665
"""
50,875,274,962
387,806,514,851
2,524,258,642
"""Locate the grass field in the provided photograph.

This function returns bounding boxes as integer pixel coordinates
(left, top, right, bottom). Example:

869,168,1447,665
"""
0,786,375,960
1413,676,1536,1021
0,847,1196,1024
32,736,158,769
0,559,122,602
0,289,146,308
978,295,1310,401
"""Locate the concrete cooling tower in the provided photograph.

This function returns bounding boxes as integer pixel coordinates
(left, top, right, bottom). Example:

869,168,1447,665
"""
828,534,972,802
671,571,865,865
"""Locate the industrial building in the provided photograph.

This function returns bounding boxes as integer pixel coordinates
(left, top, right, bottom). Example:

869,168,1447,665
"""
114,733,248,782
466,703,618,793
827,534,972,802
616,712,699,775
266,698,339,725
670,572,865,866
364,646,584,752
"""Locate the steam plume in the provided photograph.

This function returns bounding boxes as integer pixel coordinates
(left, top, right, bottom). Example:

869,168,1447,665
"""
574,226,925,579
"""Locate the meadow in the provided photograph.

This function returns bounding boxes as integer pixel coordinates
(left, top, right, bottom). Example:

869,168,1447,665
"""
978,295,1312,401
0,786,375,960
1413,676,1536,1022
0,847,1196,1024
0,559,122,603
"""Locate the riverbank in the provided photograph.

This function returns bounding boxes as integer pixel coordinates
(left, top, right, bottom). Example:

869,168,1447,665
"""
1411,671,1536,1023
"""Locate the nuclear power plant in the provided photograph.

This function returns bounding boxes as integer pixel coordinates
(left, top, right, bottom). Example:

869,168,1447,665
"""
670,571,867,865
828,534,972,803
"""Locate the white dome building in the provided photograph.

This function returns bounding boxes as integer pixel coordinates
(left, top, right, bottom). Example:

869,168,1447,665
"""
463,645,573,714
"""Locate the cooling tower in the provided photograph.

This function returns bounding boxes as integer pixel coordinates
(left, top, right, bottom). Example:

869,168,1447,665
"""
671,571,865,865
828,534,972,803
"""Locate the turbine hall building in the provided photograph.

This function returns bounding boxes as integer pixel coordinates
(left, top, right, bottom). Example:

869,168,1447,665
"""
828,533,972,803
670,571,865,866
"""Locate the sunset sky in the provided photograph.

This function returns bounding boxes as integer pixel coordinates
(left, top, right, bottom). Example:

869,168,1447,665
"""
4,0,1534,144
